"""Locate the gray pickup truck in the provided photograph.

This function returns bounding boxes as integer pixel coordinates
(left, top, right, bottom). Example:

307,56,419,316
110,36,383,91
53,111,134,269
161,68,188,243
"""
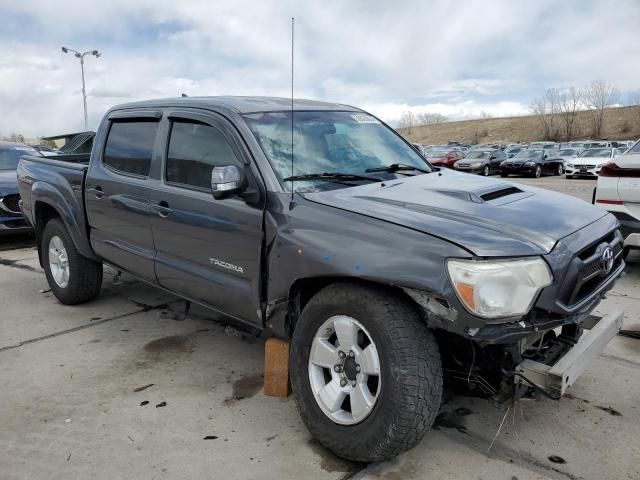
17,97,624,461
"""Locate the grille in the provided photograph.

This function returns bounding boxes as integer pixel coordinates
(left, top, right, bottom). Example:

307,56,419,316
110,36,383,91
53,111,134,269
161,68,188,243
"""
561,229,623,306
577,164,596,169
1,194,21,214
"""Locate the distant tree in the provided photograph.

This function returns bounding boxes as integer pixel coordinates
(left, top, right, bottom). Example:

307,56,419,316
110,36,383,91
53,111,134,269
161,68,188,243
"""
40,138,57,148
416,112,447,125
530,88,560,140
398,110,415,134
558,86,582,141
584,80,619,138
480,110,493,119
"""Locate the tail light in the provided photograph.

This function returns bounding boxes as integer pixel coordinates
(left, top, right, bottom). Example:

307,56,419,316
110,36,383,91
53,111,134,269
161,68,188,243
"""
599,162,640,178
599,162,619,177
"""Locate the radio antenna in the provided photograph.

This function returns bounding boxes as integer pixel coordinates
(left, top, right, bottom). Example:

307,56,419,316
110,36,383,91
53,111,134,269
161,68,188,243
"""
289,16,295,208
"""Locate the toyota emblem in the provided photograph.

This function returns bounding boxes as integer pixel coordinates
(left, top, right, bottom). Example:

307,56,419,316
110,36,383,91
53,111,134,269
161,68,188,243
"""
601,246,614,275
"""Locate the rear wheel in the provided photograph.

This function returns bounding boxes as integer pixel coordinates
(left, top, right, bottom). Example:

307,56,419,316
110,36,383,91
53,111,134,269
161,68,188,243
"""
42,218,103,305
290,283,442,462
500,171,508,177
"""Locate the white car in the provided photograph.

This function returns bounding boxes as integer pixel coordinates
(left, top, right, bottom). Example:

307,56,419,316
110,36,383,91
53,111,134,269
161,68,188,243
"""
594,139,640,257
565,148,622,178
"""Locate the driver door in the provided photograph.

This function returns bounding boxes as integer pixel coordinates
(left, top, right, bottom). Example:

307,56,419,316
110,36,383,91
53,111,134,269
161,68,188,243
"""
149,110,265,324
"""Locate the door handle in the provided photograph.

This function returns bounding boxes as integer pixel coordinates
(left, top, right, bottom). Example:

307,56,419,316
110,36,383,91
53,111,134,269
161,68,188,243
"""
87,186,104,199
153,201,173,218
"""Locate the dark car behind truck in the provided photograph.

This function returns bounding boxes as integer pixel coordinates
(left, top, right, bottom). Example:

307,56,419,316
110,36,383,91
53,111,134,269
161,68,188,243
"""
17,96,624,461
0,141,38,234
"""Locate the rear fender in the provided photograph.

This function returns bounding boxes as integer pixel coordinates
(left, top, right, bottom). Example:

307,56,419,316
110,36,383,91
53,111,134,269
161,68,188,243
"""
32,182,98,264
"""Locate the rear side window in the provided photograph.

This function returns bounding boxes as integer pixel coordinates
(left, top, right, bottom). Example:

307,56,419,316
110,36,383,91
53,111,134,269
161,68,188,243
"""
104,120,158,177
629,140,640,154
166,120,241,190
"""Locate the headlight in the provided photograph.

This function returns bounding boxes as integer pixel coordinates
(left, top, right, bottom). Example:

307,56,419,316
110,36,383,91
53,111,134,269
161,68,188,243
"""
525,161,535,166
470,162,482,168
447,258,552,318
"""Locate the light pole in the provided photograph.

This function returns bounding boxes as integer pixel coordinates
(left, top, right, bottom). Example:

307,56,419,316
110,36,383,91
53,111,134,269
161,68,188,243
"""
61,47,101,131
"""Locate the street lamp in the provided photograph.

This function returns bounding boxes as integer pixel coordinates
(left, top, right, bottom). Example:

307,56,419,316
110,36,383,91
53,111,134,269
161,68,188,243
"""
61,46,101,130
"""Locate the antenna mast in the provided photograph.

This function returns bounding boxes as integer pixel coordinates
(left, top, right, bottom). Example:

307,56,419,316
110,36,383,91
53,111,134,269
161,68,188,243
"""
290,17,295,207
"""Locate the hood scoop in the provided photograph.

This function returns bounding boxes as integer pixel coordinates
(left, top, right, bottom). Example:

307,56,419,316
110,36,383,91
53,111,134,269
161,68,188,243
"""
480,186,523,202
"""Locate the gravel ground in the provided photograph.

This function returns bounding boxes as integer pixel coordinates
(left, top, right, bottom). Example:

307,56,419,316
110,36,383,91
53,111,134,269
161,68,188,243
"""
0,175,638,480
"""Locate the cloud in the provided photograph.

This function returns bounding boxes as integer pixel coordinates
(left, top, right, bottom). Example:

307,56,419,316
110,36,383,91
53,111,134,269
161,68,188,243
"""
0,0,638,137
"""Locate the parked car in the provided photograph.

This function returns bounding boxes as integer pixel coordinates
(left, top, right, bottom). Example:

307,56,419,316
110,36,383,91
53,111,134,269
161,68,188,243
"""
528,142,558,150
505,145,526,158
0,141,37,235
411,143,426,155
453,149,505,175
594,139,640,258
565,148,621,178
500,149,564,178
583,141,612,149
18,96,625,462
555,148,581,166
424,148,464,168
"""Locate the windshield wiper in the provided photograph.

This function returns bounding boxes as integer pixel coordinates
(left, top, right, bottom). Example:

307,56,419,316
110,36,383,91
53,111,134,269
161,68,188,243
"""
283,172,382,183
365,163,431,174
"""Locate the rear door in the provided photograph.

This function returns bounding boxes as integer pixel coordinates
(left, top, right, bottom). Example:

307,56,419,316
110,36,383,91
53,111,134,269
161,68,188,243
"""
85,110,161,281
149,109,265,324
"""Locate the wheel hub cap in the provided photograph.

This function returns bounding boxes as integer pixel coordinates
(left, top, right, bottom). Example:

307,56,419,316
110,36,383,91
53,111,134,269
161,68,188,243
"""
308,315,381,425
48,235,69,288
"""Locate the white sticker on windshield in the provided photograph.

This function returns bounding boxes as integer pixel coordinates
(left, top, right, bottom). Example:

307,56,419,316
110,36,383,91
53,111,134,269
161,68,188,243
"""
351,113,379,124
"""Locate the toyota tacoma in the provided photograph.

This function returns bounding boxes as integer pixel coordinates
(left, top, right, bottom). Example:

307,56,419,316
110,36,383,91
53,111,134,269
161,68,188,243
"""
17,97,624,461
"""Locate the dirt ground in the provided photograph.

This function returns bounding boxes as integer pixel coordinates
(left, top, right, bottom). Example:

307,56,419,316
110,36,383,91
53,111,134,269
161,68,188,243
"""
0,176,638,480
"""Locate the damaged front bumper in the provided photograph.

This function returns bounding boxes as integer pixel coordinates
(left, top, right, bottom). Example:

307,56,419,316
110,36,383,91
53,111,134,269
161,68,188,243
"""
514,311,623,399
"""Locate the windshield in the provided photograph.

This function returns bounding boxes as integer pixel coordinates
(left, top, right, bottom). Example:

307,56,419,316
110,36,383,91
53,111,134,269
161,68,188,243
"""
558,149,577,156
0,147,37,170
579,148,610,157
425,150,450,158
465,151,490,159
244,111,431,189
513,150,542,160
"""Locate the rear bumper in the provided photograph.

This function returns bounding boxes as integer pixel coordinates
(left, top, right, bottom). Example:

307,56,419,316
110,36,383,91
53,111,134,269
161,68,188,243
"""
608,211,640,248
515,311,623,398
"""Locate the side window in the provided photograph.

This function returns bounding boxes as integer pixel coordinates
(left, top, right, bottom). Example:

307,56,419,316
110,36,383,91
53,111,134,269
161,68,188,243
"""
629,140,640,154
104,120,158,177
166,119,241,190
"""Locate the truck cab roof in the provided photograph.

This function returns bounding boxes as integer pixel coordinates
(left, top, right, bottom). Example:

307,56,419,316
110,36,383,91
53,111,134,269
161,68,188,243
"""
111,96,361,114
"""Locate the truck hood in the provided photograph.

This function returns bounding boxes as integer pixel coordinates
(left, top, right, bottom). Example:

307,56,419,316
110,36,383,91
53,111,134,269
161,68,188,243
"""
302,169,608,256
0,170,18,195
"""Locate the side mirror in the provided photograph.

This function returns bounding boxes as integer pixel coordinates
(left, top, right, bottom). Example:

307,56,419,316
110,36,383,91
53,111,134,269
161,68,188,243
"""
211,165,246,199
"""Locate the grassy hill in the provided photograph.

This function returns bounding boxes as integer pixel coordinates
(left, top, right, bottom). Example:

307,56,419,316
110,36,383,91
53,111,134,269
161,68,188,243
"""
399,105,640,145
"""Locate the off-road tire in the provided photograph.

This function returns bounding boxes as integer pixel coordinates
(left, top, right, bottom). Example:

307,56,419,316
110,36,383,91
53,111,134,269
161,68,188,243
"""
42,218,103,305
290,283,443,462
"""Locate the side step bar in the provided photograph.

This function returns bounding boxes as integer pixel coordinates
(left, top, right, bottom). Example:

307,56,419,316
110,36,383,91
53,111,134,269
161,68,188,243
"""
515,311,624,399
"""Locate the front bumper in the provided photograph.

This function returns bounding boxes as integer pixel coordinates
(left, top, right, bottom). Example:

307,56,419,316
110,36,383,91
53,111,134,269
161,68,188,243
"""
500,163,535,175
515,311,623,398
565,165,601,177
609,211,640,248
0,215,31,236
454,164,483,173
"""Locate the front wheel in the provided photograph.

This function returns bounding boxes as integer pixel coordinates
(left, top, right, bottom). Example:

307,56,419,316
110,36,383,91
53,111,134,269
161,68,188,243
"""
500,171,508,177
290,283,443,462
557,164,563,176
42,218,103,305
482,165,490,176
533,165,542,178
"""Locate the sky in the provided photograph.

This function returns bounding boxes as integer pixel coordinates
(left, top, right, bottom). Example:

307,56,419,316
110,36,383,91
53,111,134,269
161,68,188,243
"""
0,0,639,137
